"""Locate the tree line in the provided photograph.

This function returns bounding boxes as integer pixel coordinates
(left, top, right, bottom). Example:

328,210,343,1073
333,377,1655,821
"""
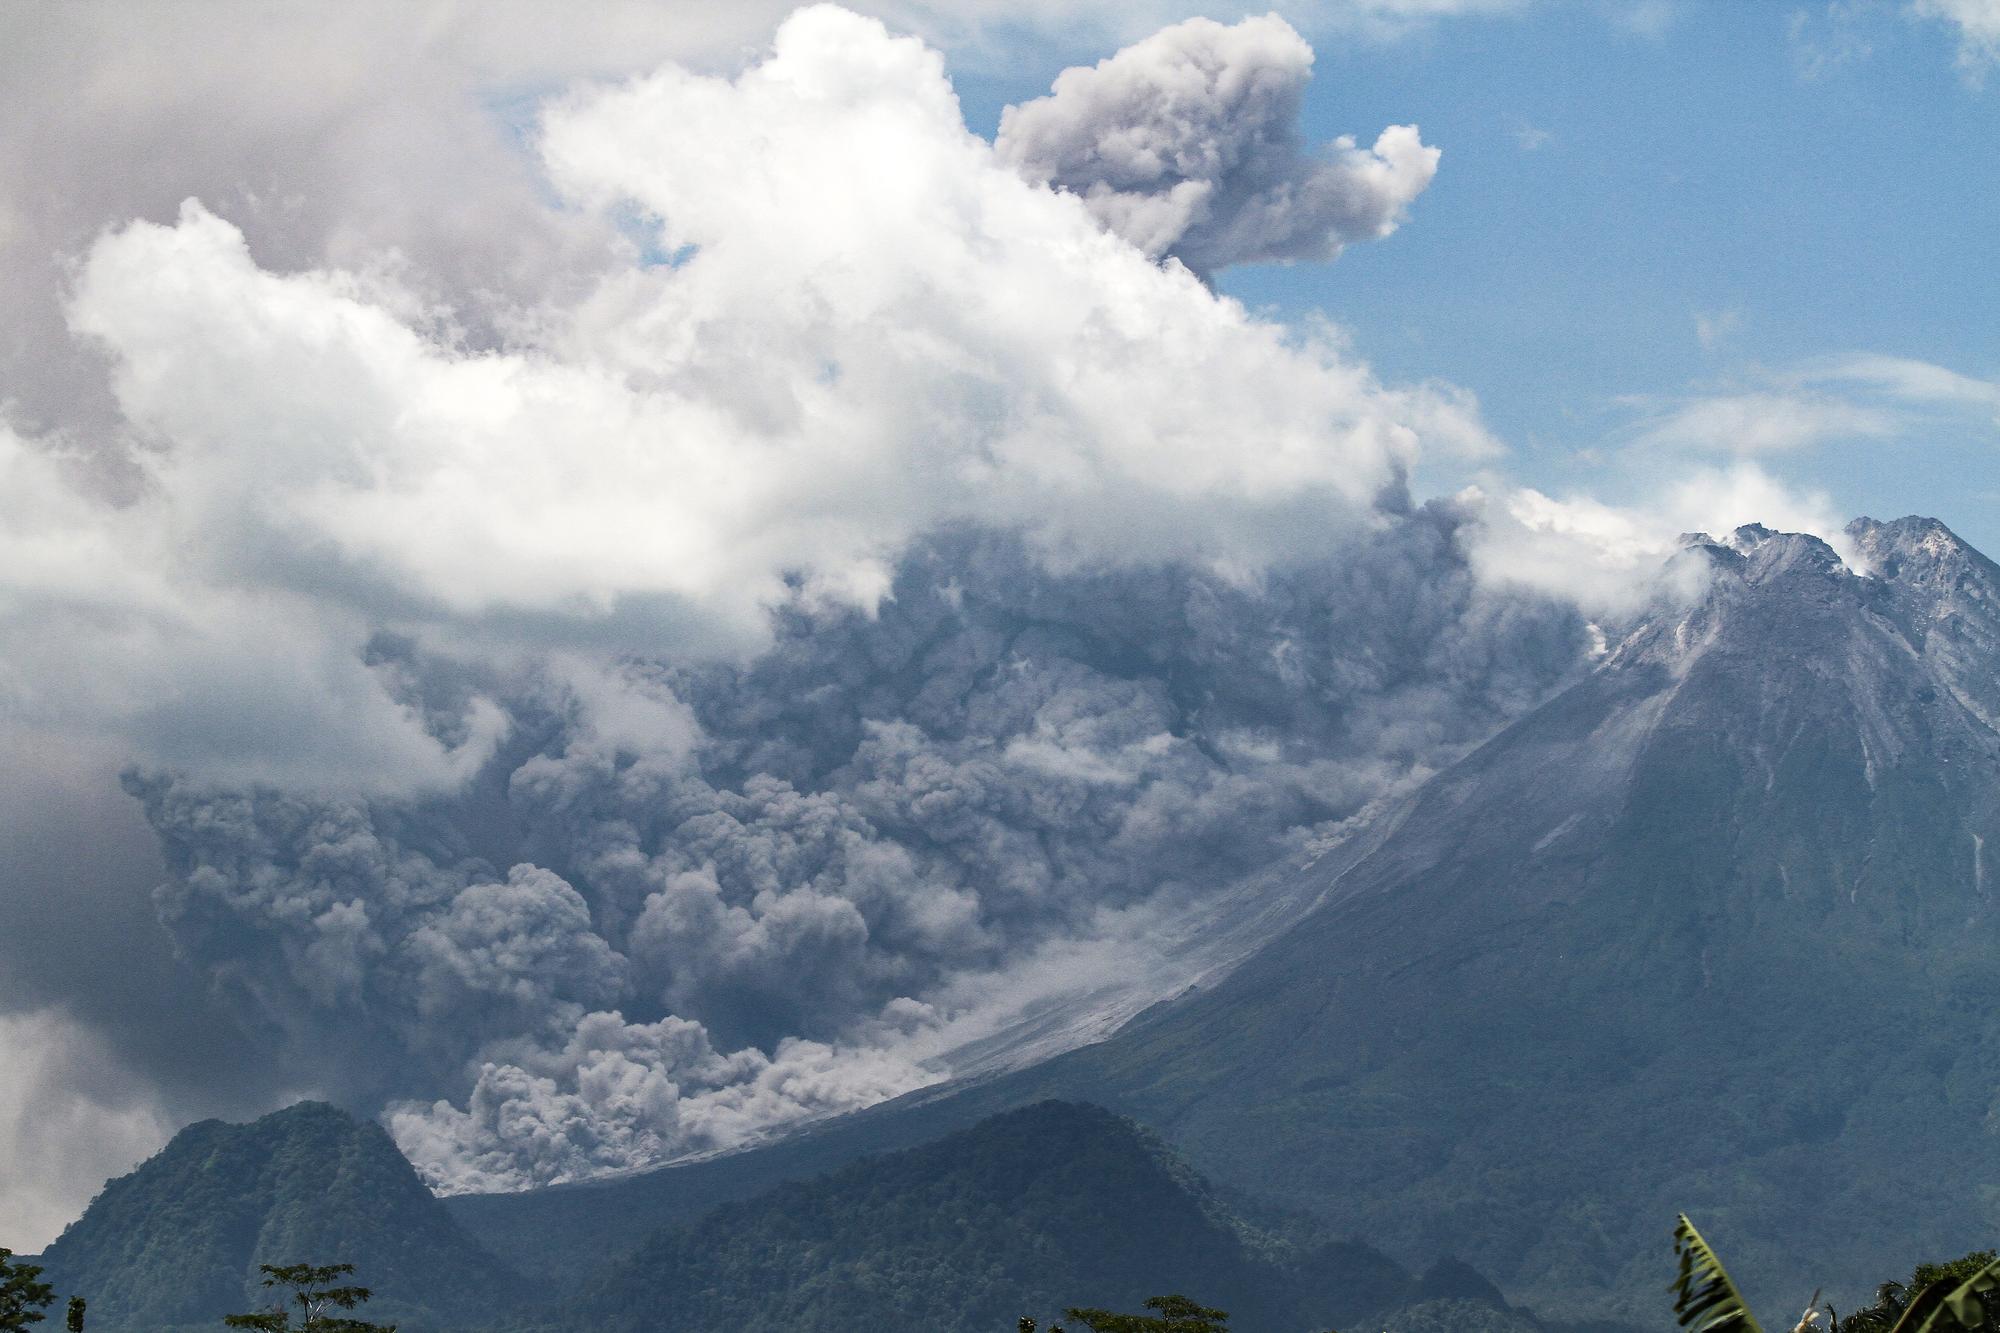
4,1215,1999,1333
0,1254,391,1332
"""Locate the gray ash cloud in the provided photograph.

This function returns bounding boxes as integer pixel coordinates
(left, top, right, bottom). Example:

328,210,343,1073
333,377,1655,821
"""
130,511,1588,1191
996,14,1438,274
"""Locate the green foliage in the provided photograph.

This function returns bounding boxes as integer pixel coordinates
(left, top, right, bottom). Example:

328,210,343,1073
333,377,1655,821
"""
222,1262,395,1333
1672,1215,1763,1333
1832,1248,2000,1333
63,1298,82,1333
1674,1220,2000,1333
1832,1254,2000,1333
0,1250,56,1330
1062,1293,1230,1332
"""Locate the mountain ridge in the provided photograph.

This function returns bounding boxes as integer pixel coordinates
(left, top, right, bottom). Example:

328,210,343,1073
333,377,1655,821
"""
557,1099,1492,1333
30,1096,1547,1333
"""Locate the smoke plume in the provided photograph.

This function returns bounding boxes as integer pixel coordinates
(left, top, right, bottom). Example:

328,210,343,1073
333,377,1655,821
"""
131,518,1587,1190
995,14,1439,273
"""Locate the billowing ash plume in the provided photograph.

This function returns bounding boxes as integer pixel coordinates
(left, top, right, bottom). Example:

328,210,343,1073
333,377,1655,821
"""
996,14,1438,273
133,516,1587,1191
0,5,1529,1208
0,1,1881,1247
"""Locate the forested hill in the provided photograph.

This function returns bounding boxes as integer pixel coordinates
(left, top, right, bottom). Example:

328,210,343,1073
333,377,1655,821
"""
555,1100,1526,1333
34,1101,521,1332
31,1097,1541,1333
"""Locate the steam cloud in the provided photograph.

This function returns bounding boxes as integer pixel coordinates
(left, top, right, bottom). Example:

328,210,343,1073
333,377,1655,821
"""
996,14,1439,272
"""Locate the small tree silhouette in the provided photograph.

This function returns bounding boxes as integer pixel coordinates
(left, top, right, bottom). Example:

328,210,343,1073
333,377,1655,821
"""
222,1263,395,1332
62,1298,82,1333
0,1249,55,1330
1062,1294,1229,1333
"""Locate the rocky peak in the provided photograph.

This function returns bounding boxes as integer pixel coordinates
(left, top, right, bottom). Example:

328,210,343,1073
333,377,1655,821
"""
1847,515,2000,734
1848,514,1971,571
1721,523,1849,582
1670,524,1849,588
1847,515,1997,608
1614,524,1863,678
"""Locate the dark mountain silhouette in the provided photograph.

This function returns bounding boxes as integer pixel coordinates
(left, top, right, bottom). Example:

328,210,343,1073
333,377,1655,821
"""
36,1098,1514,1333
556,1100,1466,1333
35,1101,521,1332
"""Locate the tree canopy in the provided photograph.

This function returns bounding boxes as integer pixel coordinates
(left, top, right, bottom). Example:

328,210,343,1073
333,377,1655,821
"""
1061,1294,1231,1333
222,1263,395,1333
0,1250,55,1331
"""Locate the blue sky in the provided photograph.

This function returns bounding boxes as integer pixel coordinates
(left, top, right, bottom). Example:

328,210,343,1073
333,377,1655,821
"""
965,1,2000,554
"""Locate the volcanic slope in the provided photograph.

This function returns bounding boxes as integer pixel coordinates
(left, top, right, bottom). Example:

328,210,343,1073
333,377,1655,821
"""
453,517,2000,1322
1030,518,2000,1320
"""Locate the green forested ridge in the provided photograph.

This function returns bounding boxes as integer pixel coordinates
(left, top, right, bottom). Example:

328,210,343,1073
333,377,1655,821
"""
25,1092,2000,1333
550,1100,1487,1333
33,1102,519,1332
24,1098,1521,1333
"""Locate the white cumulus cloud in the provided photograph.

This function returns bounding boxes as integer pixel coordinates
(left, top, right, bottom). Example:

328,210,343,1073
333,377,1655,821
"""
0,0,1562,1245
11,5,1494,796
1464,463,1856,615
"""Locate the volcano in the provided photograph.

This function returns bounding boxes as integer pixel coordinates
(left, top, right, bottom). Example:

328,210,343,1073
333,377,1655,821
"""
444,516,2000,1323
1017,517,2000,1319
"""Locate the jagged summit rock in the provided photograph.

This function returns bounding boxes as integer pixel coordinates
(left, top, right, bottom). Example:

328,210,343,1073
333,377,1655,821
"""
1849,515,2000,733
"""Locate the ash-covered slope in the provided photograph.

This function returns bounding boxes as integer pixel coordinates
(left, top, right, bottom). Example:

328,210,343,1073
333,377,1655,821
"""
1032,518,2000,1320
36,1102,520,1332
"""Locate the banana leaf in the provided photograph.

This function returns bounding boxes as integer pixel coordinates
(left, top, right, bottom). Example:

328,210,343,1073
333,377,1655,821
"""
1672,1214,1765,1333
